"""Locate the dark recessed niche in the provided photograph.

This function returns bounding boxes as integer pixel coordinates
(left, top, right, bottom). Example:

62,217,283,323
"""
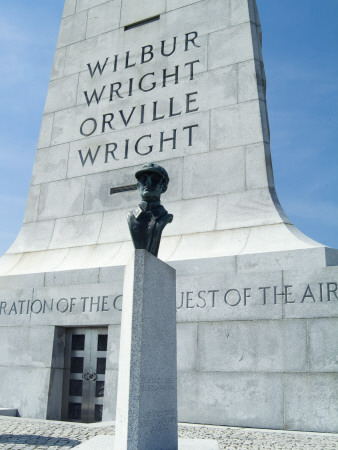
97,334,108,351
124,15,160,31
95,404,103,422
68,402,81,420
96,381,105,398
71,334,85,351
96,358,106,374
69,380,83,397
70,357,84,374
110,184,137,195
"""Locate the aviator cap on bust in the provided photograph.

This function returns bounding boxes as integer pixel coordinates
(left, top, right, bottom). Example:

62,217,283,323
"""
135,163,170,185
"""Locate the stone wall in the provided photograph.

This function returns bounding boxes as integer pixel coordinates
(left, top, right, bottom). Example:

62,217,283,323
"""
0,249,337,432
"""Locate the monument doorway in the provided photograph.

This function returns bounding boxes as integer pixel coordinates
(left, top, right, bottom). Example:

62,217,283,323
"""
61,327,108,423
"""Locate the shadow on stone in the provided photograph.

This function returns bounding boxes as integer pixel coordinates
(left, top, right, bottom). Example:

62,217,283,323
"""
0,434,80,447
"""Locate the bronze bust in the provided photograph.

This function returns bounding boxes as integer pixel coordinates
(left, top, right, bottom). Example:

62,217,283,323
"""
127,163,173,257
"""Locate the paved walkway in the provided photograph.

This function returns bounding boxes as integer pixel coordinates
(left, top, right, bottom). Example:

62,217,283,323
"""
0,416,337,449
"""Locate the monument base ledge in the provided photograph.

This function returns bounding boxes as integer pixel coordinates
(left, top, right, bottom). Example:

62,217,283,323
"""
74,435,220,450
0,245,337,279
2,222,337,276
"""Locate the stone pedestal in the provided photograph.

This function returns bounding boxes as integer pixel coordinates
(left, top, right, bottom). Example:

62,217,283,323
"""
115,250,177,449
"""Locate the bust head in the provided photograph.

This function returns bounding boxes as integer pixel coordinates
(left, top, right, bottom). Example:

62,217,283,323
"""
135,163,169,203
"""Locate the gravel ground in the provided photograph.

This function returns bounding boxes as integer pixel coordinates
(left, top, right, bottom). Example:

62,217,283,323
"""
0,416,337,449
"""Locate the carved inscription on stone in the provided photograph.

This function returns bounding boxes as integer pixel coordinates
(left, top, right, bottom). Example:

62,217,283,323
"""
0,282,336,318
0,295,122,316
176,282,338,309
76,31,203,168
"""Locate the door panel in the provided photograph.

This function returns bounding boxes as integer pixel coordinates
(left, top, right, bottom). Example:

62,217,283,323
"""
62,327,108,423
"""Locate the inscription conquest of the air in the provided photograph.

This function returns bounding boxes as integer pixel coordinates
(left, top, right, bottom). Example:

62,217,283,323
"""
0,281,337,318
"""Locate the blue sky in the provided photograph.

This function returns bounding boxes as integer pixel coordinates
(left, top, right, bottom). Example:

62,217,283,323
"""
0,0,337,255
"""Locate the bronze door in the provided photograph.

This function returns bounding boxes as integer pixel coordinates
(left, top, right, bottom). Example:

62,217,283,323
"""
62,327,108,423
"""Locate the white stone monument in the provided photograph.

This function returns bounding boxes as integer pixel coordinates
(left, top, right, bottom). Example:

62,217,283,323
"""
0,0,337,433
